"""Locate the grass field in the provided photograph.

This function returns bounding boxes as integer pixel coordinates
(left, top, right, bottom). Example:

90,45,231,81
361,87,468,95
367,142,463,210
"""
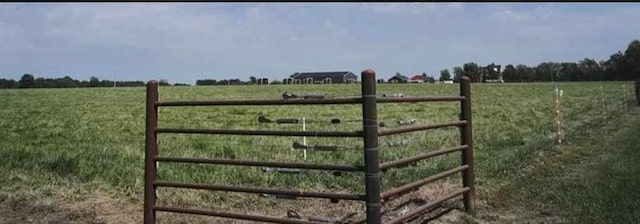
0,81,636,223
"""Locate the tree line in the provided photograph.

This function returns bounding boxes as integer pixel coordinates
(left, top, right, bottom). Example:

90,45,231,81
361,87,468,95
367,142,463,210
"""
3,39,639,89
0,75,191,89
439,39,640,83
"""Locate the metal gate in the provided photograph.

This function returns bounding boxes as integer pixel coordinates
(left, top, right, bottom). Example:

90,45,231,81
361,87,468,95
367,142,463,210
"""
144,70,475,223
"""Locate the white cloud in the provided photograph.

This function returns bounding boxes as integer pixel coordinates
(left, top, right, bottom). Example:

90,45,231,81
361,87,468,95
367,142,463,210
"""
360,3,437,14
324,19,334,27
43,3,236,50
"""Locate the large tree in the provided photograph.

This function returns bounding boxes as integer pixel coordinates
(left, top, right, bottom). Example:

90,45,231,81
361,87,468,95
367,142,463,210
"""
623,39,640,80
452,66,464,82
19,74,35,88
601,51,625,81
515,64,535,82
502,64,517,82
578,58,601,81
89,76,100,87
462,62,482,82
439,69,451,81
535,62,561,82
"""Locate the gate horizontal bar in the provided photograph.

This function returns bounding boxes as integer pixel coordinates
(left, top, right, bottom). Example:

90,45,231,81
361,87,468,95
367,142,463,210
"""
154,96,464,107
154,206,318,224
386,187,470,224
155,98,362,107
156,128,363,137
376,96,465,103
378,121,466,136
155,157,364,172
379,145,468,171
154,181,365,201
381,165,469,200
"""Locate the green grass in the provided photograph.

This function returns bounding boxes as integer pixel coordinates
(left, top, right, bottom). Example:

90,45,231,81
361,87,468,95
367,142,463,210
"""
484,107,640,224
0,81,635,219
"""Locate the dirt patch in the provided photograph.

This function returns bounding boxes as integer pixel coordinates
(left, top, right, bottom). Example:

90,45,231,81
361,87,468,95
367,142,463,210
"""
0,198,75,224
0,190,141,224
0,181,468,224
153,181,467,223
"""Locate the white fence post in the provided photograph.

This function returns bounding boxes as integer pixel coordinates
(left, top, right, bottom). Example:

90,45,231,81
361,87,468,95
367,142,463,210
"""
555,87,564,145
302,117,307,160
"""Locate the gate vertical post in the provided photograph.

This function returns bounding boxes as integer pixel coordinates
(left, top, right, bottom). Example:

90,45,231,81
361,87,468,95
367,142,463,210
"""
460,76,476,215
144,80,159,224
361,69,382,223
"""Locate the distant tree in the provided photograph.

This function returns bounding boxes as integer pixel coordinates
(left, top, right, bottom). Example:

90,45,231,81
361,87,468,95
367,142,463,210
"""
89,76,100,87
159,79,170,86
270,79,283,85
452,67,464,83
623,39,640,80
559,62,580,81
502,64,517,82
601,51,625,81
425,75,436,83
173,83,190,86
196,79,216,86
249,76,257,84
0,79,17,89
515,64,535,82
60,76,78,88
535,62,561,82
578,58,601,81
19,74,35,88
462,62,482,82
100,79,114,87
439,69,451,81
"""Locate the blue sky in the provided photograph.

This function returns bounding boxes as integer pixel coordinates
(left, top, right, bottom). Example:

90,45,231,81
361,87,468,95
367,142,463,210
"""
1,3,639,84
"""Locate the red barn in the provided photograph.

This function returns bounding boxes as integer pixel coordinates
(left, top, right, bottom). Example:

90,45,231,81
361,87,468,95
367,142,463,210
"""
409,75,425,83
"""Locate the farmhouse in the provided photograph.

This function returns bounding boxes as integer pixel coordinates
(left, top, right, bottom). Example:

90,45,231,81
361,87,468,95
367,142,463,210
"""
388,74,408,83
289,71,357,84
409,75,425,83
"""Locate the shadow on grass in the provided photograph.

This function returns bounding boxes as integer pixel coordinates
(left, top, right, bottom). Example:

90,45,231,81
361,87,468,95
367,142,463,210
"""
484,109,640,223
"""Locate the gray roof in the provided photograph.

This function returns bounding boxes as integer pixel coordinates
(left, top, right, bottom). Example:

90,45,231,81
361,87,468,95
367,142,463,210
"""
389,74,408,80
290,71,356,79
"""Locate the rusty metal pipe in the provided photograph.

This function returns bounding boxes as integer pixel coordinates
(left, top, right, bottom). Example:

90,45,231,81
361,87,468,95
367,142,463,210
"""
377,121,467,136
361,69,382,224
154,157,363,172
155,96,464,107
154,206,318,224
380,165,469,200
154,181,365,201
376,96,465,103
144,80,159,224
460,76,476,215
156,98,362,106
379,145,468,171
156,128,362,137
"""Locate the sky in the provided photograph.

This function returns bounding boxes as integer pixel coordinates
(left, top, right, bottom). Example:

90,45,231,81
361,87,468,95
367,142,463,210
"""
1,3,639,84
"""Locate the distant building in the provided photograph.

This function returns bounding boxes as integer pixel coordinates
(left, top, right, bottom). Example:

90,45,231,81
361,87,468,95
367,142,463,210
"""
388,74,408,83
409,75,425,83
441,80,454,84
482,63,503,83
290,71,357,84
